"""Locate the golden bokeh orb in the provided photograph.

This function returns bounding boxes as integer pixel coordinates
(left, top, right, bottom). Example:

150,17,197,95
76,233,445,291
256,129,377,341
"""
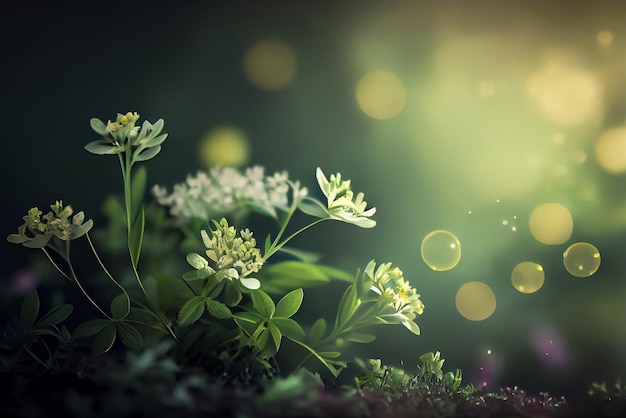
199,126,249,167
243,39,297,90
456,281,497,321
594,127,626,174
356,70,406,120
529,203,573,245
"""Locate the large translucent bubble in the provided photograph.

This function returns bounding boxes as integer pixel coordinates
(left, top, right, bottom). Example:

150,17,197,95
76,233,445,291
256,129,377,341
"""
563,242,601,277
511,262,545,293
420,230,461,271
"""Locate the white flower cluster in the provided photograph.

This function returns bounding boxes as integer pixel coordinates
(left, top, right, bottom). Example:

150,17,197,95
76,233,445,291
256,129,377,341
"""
153,166,302,222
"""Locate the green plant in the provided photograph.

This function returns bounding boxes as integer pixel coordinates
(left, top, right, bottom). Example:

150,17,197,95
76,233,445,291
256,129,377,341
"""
3,111,426,383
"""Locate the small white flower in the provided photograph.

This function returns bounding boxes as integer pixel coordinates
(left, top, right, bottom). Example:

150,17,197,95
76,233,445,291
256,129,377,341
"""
315,167,376,228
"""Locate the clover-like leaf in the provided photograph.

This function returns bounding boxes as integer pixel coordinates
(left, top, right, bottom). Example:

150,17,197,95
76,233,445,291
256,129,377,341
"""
36,304,73,328
274,288,303,319
273,317,305,341
251,290,275,319
307,318,326,345
117,322,143,351
110,293,130,320
92,323,117,355
177,296,206,326
205,299,232,319
20,291,40,330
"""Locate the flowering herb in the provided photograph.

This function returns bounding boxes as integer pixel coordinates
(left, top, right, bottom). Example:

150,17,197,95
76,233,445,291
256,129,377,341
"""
5,111,424,384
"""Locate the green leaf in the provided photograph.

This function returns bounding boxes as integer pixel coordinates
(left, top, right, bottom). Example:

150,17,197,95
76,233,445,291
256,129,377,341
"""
117,322,143,350
92,324,117,355
20,291,40,330
274,288,303,318
275,246,321,263
129,205,145,267
110,293,130,320
264,233,272,256
73,319,113,339
142,275,160,309
345,332,376,343
251,290,275,318
223,283,242,306
22,233,53,248
255,327,270,351
133,145,161,163
186,253,208,270
297,197,330,219
131,166,147,219
234,312,264,337
177,296,206,326
268,322,282,351
335,283,359,330
205,299,232,319
272,317,305,341
84,140,123,155
90,118,109,136
36,304,73,328
288,338,341,378
257,261,333,294
317,351,342,359
153,274,195,312
142,133,168,148
308,318,326,345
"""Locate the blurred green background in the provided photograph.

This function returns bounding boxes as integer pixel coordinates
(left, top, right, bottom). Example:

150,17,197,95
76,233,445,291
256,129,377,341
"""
2,0,625,400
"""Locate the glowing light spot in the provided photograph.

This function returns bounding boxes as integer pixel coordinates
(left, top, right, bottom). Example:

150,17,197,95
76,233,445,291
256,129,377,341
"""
511,226,517,232
595,127,626,173
563,242,601,277
502,219,509,226
356,70,406,120
243,39,297,90
456,281,496,321
551,132,566,145
487,349,492,355
199,126,249,167
571,150,587,164
420,230,462,271
526,62,603,127
529,203,573,245
511,262,545,294
597,30,614,48
479,81,495,97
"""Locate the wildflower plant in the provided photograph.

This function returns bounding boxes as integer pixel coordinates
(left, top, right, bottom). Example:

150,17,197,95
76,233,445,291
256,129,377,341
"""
4,111,425,384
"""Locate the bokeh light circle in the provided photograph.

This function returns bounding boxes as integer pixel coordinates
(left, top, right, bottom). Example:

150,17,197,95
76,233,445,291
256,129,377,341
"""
420,230,461,271
511,262,545,293
243,39,297,90
594,127,626,174
528,203,573,245
526,62,603,127
199,126,249,167
355,70,406,120
456,282,496,321
563,242,601,277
